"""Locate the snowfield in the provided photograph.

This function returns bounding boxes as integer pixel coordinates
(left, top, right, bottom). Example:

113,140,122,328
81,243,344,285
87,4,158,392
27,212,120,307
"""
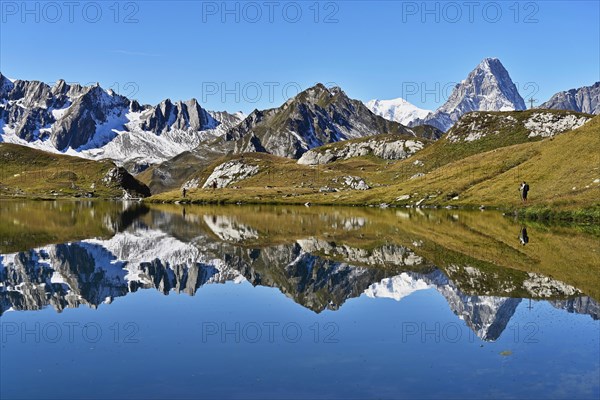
365,98,431,125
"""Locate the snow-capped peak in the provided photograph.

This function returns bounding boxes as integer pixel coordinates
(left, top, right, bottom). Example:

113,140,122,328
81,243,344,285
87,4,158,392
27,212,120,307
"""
0,76,245,171
365,97,431,125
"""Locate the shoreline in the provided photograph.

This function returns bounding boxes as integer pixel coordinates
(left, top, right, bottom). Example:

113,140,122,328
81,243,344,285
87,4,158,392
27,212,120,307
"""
143,195,600,224
2,195,598,224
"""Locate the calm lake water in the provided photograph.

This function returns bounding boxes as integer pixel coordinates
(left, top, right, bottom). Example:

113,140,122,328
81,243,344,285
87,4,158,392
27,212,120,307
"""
1,201,599,400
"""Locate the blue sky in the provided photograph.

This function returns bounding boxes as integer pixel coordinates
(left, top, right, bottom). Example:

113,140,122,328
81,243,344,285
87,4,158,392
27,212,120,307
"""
1,1,598,113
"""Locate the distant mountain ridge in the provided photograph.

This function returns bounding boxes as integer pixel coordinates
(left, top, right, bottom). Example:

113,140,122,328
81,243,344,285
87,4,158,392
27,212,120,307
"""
3,63,597,182
0,75,432,174
540,82,600,114
0,73,244,172
365,98,431,125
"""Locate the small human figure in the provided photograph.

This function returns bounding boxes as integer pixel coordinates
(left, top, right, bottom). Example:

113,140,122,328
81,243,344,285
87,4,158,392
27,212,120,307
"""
212,181,217,190
519,181,529,204
519,226,529,246
182,187,187,198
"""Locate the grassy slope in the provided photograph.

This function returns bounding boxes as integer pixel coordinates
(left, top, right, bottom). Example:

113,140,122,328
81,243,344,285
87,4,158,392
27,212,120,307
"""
149,113,599,220
386,113,600,210
0,143,143,199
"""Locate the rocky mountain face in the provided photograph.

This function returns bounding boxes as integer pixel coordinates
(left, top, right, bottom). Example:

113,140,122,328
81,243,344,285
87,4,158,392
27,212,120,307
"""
409,58,526,131
445,110,592,144
207,84,421,159
0,73,243,171
540,82,600,114
365,97,431,125
0,76,128,149
297,134,428,165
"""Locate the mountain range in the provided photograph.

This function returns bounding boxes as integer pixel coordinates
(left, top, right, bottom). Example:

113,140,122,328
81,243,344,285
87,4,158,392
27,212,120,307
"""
0,73,243,172
1,58,598,193
199,84,432,159
366,58,528,131
540,81,600,114
367,60,599,132
138,84,442,192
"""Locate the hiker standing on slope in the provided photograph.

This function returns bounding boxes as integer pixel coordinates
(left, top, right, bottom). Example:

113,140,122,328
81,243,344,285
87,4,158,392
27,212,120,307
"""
519,181,529,204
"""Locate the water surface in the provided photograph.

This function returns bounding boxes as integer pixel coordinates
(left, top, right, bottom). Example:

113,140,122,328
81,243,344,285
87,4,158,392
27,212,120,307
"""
1,201,599,399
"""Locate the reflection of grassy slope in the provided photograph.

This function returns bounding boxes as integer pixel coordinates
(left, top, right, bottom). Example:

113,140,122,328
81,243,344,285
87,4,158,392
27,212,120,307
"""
148,203,402,250
390,211,600,301
148,204,600,300
0,143,137,198
149,113,599,220
0,201,121,253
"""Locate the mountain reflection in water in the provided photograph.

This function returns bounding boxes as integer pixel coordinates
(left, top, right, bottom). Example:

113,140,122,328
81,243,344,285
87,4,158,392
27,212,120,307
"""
1,201,599,342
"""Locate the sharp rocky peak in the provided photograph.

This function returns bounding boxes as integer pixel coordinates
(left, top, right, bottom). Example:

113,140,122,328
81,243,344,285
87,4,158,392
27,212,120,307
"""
409,58,526,131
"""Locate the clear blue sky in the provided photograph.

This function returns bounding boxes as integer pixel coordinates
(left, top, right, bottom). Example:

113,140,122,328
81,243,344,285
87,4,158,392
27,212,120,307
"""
1,1,598,113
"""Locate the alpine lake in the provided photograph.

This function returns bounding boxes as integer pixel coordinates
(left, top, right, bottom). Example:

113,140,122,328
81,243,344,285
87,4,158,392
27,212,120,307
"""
1,200,598,399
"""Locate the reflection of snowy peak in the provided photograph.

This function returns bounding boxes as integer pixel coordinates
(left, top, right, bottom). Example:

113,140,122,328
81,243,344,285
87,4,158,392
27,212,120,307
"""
1,223,598,333
0,229,244,314
365,270,519,341
364,273,432,300
363,265,596,341
0,244,129,313
435,283,521,342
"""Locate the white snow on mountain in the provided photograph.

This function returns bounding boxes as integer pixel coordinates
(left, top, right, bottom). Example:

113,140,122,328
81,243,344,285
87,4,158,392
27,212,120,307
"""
365,98,431,125
0,75,245,169
1,108,244,167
